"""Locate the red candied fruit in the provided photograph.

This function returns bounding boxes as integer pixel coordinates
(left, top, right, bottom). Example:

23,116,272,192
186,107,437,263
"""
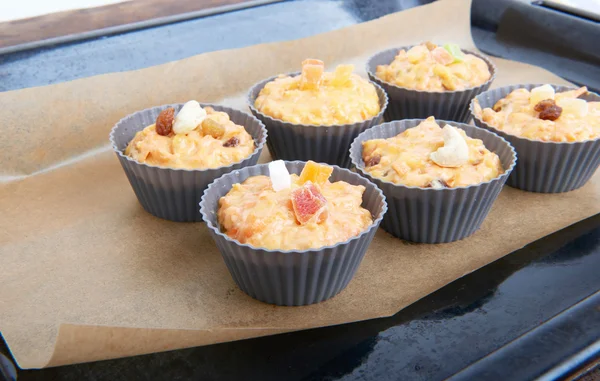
291,182,328,225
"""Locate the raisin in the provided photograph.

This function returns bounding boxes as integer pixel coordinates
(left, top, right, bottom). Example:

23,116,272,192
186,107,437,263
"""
365,154,381,167
223,136,239,147
155,108,175,136
534,99,556,112
539,105,562,121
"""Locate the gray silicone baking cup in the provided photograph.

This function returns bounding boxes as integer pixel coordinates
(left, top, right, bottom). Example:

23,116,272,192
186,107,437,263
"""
247,72,388,168
471,84,600,193
200,161,387,306
350,119,516,243
366,46,497,123
110,103,267,222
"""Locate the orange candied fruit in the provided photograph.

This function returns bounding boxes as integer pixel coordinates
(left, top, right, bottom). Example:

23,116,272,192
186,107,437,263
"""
298,161,333,186
300,59,325,90
291,182,328,225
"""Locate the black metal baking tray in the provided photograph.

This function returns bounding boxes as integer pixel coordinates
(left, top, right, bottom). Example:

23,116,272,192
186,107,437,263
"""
1,1,598,379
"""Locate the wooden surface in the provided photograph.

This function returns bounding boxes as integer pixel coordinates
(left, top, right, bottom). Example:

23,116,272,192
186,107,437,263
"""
573,361,600,381
0,0,259,49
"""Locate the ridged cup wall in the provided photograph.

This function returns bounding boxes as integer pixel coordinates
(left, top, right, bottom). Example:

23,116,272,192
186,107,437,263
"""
110,103,267,222
200,161,387,306
350,120,516,243
471,84,600,193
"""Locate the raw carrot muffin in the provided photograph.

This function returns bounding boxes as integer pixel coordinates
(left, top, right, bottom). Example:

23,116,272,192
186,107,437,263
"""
218,161,373,250
473,85,600,142
362,117,503,188
125,101,255,169
375,42,491,91
254,59,381,125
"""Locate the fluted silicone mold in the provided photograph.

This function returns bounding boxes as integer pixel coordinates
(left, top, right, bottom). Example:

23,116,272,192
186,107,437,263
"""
350,119,516,243
366,46,496,123
110,103,267,222
248,73,388,168
200,161,387,306
471,84,600,193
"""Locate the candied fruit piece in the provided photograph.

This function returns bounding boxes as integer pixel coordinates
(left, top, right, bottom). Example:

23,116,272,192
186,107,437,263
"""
556,98,588,117
298,161,333,185
291,182,328,225
433,64,457,90
432,47,454,65
529,84,555,106
407,45,428,64
269,160,291,191
300,59,324,90
173,100,206,135
332,64,354,87
202,118,225,138
443,43,465,63
392,160,409,176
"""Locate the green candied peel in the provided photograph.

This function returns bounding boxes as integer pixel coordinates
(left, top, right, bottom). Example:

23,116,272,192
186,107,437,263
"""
443,43,465,63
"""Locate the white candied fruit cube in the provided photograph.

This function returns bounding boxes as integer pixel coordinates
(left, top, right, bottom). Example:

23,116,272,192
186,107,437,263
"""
556,98,588,118
529,84,555,106
269,160,291,192
173,100,207,135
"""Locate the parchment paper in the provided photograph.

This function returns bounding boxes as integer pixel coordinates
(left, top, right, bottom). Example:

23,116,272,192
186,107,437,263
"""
1,0,599,369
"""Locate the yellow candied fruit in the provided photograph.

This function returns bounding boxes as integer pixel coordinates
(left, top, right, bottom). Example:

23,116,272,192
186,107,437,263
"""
298,160,333,185
392,160,410,176
202,118,225,139
433,64,456,90
331,64,354,87
362,140,381,157
407,45,428,64
300,59,325,90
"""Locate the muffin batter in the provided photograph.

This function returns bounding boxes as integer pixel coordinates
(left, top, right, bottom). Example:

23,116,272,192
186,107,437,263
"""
218,162,373,250
126,103,255,169
362,117,503,188
254,59,381,125
473,85,600,142
375,42,491,91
